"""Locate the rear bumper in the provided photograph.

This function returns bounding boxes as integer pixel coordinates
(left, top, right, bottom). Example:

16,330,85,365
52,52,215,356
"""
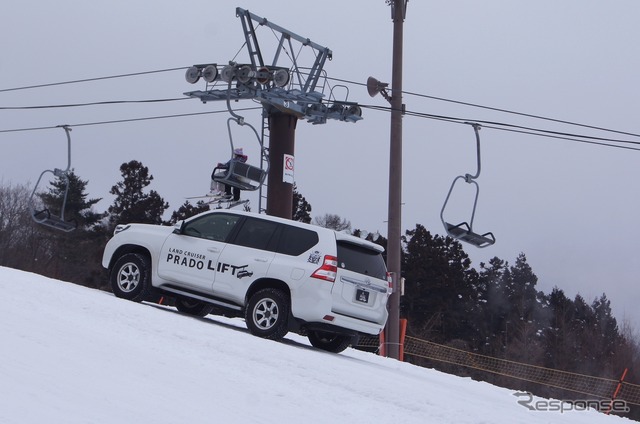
290,280,387,336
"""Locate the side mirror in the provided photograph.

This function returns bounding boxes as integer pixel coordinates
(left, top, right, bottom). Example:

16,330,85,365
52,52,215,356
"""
173,220,184,234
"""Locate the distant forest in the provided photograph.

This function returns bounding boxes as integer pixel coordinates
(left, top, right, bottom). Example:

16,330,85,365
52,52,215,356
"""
1,159,638,420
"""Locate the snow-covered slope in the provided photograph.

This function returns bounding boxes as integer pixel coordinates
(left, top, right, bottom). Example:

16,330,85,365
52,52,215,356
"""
0,266,630,423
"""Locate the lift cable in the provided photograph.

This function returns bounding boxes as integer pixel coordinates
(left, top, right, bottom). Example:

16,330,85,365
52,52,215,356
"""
3,66,638,142
362,104,640,152
0,107,262,134
1,66,638,152
2,67,638,140
327,76,640,140
0,97,191,110
0,67,188,94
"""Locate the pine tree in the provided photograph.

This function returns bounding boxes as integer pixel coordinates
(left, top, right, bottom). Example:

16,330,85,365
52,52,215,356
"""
503,253,544,363
33,171,107,284
476,257,509,355
39,170,102,228
166,200,210,225
108,160,169,226
292,183,312,223
400,224,477,343
591,293,622,374
543,287,574,369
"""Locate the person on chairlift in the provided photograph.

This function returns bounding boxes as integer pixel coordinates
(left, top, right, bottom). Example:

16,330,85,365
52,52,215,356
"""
209,147,248,201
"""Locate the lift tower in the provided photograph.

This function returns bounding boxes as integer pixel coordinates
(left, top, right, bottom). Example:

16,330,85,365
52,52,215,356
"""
184,7,363,219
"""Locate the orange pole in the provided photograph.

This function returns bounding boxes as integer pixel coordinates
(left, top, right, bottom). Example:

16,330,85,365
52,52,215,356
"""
379,329,386,357
379,319,407,360
399,318,407,361
606,367,628,415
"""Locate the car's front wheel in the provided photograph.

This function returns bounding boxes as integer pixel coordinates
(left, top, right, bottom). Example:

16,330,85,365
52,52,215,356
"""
245,288,289,341
110,253,152,302
307,330,352,353
175,298,214,317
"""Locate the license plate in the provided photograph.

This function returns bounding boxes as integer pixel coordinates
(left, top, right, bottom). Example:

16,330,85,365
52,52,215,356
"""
355,288,370,303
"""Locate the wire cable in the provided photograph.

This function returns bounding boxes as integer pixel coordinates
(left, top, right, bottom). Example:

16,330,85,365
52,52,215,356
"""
0,107,262,134
4,67,639,141
0,98,192,110
2,66,639,153
326,75,640,139
0,67,188,94
362,103,640,152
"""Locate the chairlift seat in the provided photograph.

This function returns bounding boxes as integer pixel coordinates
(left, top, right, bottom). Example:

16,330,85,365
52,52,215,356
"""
444,221,495,248
213,161,266,191
33,209,77,233
28,125,77,233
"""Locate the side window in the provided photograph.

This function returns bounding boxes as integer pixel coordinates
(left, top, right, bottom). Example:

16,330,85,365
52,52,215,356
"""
336,241,387,280
232,217,279,251
277,225,319,256
182,213,240,242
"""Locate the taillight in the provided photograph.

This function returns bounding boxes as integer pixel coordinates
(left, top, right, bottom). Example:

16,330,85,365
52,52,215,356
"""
311,255,338,282
386,272,393,295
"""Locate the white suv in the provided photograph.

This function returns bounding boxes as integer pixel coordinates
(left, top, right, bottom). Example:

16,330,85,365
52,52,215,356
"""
102,209,390,353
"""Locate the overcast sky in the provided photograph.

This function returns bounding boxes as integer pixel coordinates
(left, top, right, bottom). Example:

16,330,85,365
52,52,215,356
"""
2,1,640,331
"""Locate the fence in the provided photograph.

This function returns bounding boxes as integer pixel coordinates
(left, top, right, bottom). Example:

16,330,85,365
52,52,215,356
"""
357,334,640,405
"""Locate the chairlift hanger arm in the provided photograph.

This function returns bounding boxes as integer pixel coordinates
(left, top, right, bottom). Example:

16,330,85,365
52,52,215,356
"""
464,122,482,181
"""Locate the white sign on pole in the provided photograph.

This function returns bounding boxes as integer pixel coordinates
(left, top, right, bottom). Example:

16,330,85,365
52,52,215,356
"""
283,154,295,184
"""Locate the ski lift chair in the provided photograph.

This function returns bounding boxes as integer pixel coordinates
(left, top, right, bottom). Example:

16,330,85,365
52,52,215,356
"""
29,125,77,232
212,117,268,192
440,124,495,248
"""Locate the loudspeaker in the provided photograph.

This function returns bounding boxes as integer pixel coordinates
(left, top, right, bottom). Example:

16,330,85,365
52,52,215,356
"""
367,76,388,97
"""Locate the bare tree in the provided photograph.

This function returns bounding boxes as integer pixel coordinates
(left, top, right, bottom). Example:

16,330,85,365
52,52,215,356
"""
0,181,54,271
313,213,351,232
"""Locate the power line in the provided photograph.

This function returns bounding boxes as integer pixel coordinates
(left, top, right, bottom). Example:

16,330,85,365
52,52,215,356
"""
401,89,640,140
362,104,640,152
3,66,639,142
0,67,187,94
0,98,191,110
0,107,262,134
327,76,640,140
2,66,639,153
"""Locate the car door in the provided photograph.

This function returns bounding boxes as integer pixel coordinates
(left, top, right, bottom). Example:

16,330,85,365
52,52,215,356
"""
158,212,242,292
212,217,278,304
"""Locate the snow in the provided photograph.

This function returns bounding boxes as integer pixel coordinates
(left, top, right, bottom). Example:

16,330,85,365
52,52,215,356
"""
0,266,630,423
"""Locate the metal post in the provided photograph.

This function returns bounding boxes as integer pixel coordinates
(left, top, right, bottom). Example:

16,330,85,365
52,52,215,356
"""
385,0,406,360
266,111,297,219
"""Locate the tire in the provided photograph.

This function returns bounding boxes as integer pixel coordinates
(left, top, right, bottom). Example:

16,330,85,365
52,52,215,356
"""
175,298,214,317
245,288,289,340
307,330,352,353
110,253,152,302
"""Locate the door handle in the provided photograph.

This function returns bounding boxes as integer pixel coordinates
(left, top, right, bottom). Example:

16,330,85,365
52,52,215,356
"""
254,257,269,262
207,247,220,253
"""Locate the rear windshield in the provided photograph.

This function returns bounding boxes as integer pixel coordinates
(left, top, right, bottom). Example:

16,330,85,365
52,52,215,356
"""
336,241,387,280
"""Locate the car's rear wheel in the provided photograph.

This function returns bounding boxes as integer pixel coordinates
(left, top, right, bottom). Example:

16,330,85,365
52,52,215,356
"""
245,288,289,341
110,253,152,302
307,330,352,353
175,298,214,317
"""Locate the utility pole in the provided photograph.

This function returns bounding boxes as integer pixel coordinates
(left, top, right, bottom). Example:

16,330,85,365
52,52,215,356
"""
385,0,407,360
